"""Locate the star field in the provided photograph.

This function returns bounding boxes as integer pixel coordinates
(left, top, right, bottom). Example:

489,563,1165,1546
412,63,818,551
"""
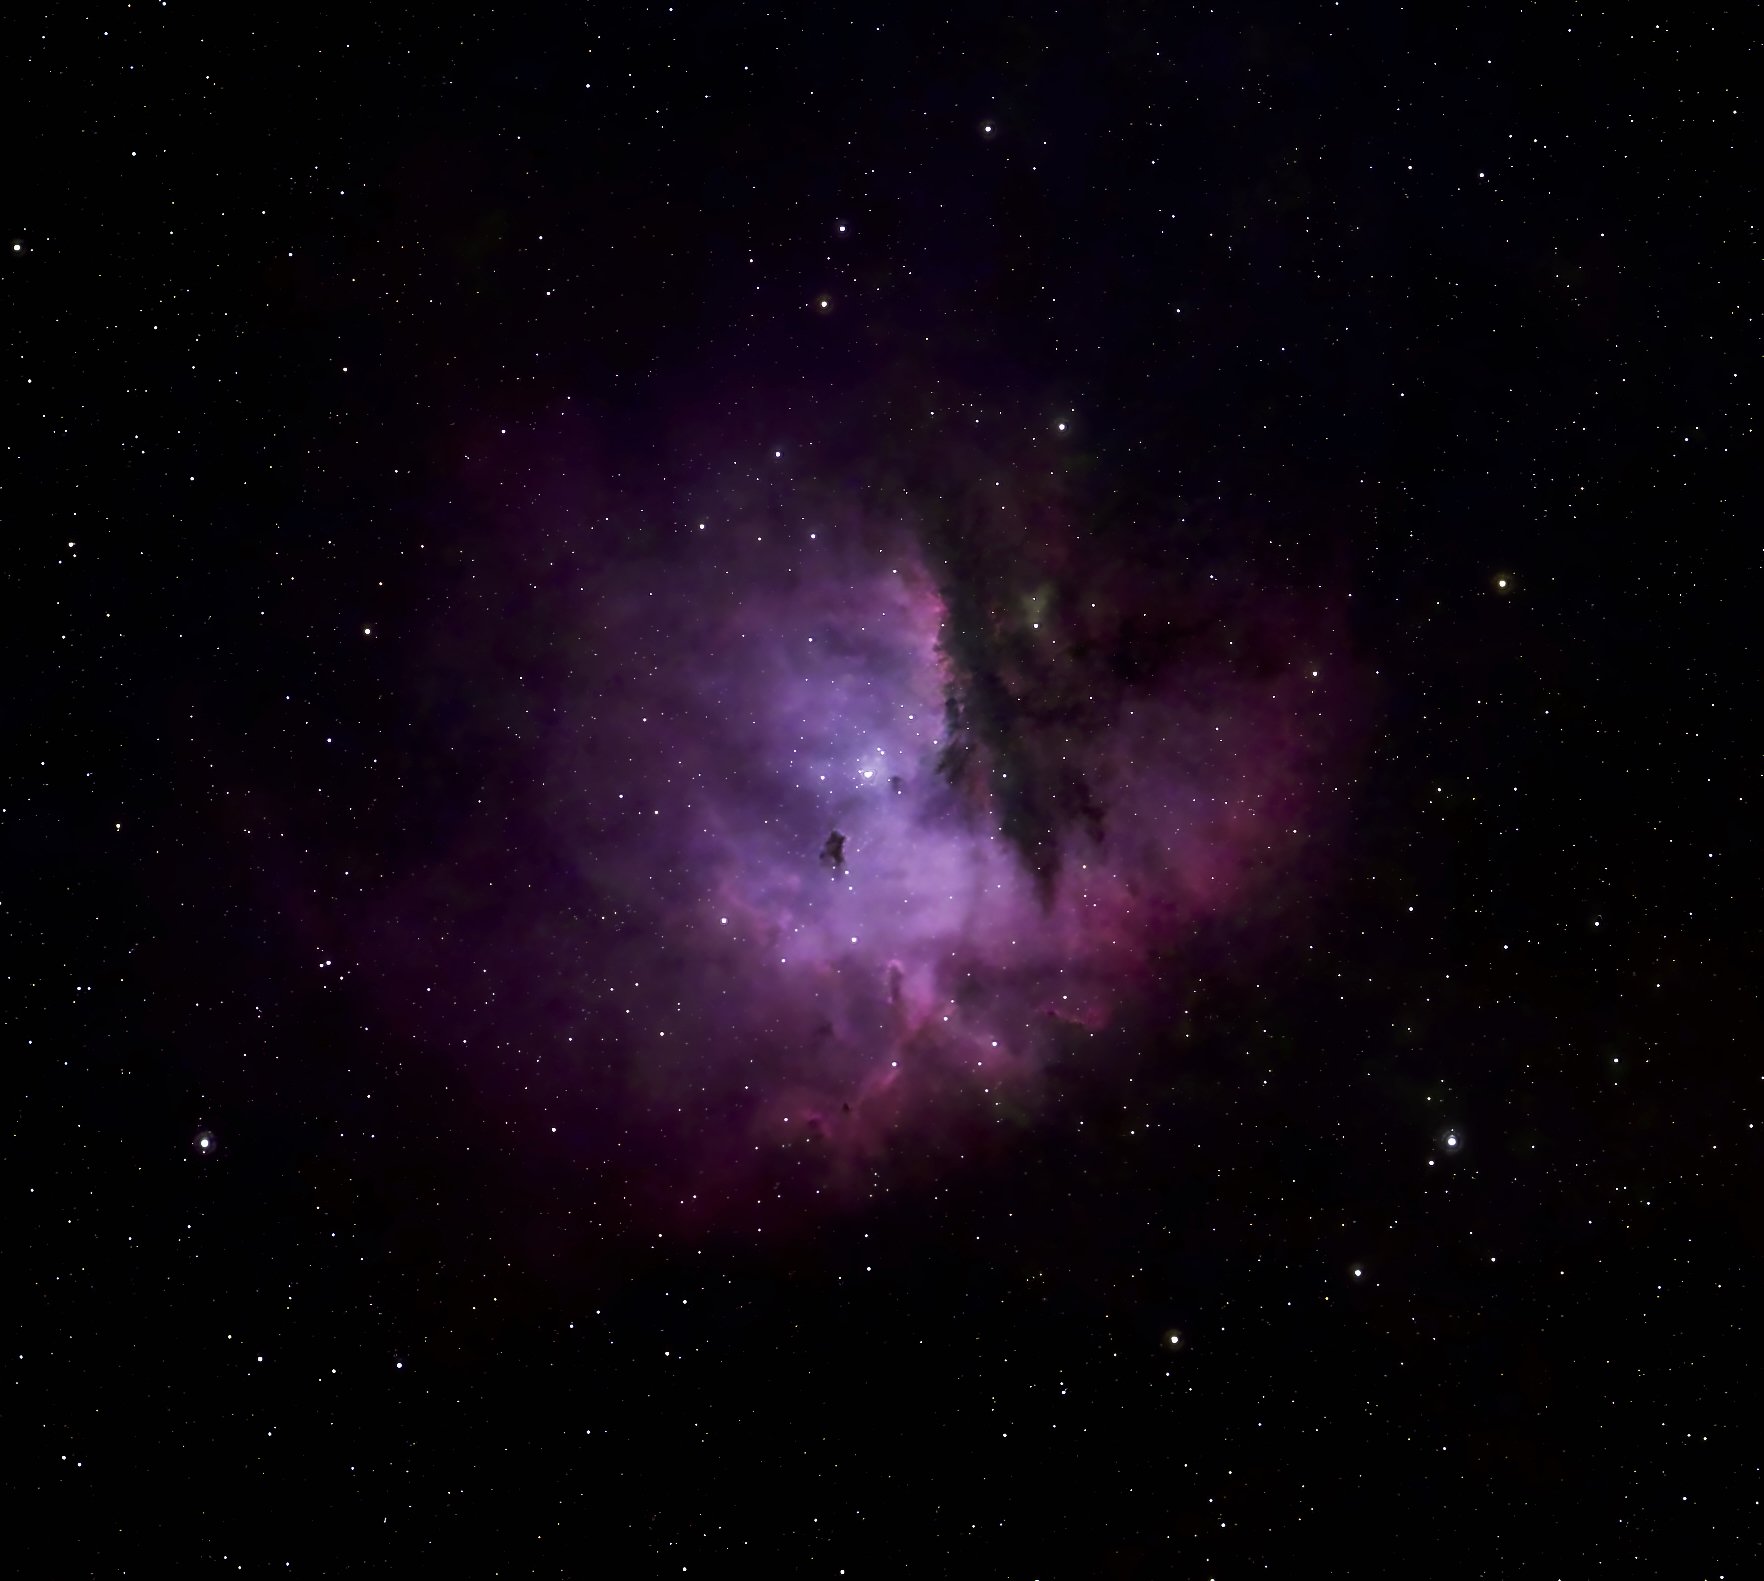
13,2,1756,1574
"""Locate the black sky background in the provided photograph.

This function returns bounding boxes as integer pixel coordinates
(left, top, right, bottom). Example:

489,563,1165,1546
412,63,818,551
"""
13,2,1758,1573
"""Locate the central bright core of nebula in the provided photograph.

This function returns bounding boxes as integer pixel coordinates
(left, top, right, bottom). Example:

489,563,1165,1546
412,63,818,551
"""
370,459,1349,1223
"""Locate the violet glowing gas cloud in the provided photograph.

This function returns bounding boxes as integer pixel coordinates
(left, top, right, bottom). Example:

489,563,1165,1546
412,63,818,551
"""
355,399,1363,1229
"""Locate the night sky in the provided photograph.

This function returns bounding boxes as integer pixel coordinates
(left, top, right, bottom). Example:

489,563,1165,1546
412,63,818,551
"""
15,3,1757,1573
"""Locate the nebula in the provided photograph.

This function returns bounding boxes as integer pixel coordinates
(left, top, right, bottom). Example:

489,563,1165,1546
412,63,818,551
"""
350,399,1362,1230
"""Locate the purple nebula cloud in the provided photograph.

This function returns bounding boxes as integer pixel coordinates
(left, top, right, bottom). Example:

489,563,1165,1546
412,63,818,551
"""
348,405,1366,1233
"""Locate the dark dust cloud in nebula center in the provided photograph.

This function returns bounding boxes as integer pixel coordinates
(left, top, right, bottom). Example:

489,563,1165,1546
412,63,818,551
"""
355,398,1364,1228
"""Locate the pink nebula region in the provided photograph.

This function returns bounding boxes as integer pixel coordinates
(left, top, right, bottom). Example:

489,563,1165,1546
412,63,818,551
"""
362,434,1362,1229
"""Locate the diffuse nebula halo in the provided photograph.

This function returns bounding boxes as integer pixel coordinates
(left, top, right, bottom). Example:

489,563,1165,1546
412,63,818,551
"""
366,401,1361,1228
